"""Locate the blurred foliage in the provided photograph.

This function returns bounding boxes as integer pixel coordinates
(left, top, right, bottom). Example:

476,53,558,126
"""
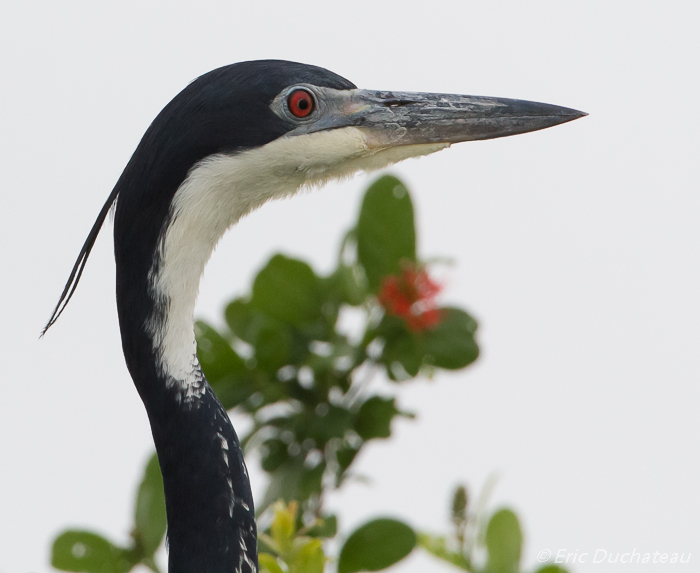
418,484,568,573
51,453,165,573
196,175,478,518
258,502,326,573
50,175,567,572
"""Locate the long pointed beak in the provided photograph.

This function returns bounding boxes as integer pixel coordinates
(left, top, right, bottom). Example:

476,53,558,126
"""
279,86,587,147
350,89,587,147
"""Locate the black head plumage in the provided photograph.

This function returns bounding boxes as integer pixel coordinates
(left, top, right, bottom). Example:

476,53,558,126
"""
43,60,356,334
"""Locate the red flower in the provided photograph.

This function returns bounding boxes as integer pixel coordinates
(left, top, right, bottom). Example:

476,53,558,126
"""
378,264,442,331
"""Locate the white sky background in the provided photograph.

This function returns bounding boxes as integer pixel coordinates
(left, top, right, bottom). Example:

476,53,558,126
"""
1,1,698,572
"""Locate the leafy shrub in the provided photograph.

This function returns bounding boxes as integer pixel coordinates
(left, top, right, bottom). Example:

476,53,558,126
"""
50,175,568,573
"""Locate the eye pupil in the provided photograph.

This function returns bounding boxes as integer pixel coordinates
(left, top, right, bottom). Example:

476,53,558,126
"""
288,89,315,118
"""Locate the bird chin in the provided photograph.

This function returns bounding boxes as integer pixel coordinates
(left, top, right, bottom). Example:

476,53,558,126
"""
258,126,448,189
362,139,451,167
295,126,450,185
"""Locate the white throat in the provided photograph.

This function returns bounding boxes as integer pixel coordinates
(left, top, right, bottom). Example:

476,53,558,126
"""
146,126,448,397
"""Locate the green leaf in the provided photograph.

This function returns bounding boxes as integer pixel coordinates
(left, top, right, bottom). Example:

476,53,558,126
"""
485,509,522,573
253,319,293,371
198,316,293,410
259,461,325,511
451,485,468,526
354,396,400,440
305,405,354,442
357,175,416,291
419,308,479,370
535,566,569,573
51,531,131,573
305,514,338,538
270,501,297,553
332,265,368,306
417,533,470,571
381,329,421,379
338,518,416,573
290,538,325,573
261,439,290,472
335,443,360,473
224,298,258,343
259,553,285,573
298,462,326,500
226,298,298,371
133,453,167,557
195,321,246,383
251,255,323,325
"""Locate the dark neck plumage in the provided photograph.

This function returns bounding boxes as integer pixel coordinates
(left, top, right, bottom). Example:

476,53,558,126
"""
44,61,365,573
113,152,257,573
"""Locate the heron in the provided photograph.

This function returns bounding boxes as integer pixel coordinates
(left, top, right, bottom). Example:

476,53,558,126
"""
43,60,585,573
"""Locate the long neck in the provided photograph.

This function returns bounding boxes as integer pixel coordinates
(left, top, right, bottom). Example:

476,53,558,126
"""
113,156,267,573
110,126,431,571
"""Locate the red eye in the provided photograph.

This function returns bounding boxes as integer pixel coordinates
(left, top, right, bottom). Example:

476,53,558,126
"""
287,89,315,118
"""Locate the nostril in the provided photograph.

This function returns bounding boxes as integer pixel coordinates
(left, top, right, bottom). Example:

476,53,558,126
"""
383,99,415,108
